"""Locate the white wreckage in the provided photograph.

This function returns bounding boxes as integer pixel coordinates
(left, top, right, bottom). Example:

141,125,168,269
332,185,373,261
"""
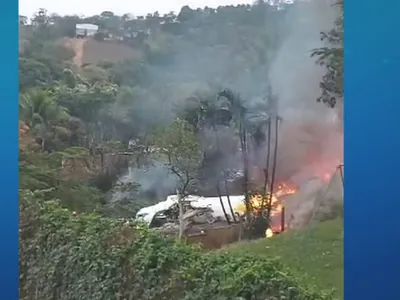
136,194,246,227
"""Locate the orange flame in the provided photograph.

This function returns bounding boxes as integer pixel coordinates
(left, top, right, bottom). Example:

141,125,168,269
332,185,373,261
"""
322,172,332,182
232,182,298,237
265,228,274,238
233,180,300,238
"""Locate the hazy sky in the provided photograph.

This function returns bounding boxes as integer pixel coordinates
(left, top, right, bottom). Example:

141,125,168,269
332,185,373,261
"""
19,0,254,18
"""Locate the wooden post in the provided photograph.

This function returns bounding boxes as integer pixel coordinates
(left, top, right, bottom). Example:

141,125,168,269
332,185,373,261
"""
281,206,285,232
177,191,184,240
338,164,344,188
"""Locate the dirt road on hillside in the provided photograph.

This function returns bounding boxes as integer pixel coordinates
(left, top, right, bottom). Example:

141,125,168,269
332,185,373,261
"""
64,38,86,67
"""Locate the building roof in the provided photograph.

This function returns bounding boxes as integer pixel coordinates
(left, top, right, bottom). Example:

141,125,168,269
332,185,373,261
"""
76,23,98,30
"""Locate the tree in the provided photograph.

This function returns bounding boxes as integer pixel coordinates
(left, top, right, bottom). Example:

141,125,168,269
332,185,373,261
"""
19,88,70,151
53,81,118,146
153,119,202,238
19,58,53,90
182,90,237,223
217,89,252,216
31,8,50,27
311,0,343,111
17,1,300,222
19,15,28,25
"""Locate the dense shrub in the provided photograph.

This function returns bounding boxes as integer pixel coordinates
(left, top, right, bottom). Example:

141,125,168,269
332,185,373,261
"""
20,192,331,300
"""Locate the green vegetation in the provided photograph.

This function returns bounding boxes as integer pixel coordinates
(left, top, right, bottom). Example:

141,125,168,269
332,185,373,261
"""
18,0,302,218
19,0,343,299
20,193,333,300
225,219,344,299
311,0,344,109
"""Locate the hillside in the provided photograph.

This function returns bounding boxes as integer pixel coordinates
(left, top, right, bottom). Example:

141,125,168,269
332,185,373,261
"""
18,2,343,299
63,38,142,67
224,218,344,299
19,25,33,54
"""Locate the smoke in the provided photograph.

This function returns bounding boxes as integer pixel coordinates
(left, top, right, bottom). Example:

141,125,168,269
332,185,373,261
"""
133,163,179,197
111,161,179,202
264,0,343,227
111,0,343,207
284,168,343,229
270,0,339,117
265,0,343,185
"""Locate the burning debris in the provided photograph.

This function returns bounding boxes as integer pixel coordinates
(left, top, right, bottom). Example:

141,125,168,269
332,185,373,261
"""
135,161,342,243
265,228,274,238
283,164,344,230
134,85,342,242
136,179,299,239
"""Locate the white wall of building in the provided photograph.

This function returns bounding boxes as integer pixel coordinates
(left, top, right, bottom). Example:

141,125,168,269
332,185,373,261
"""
76,23,99,37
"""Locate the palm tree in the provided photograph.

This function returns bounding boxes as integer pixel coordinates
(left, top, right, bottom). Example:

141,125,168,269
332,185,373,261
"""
19,88,70,151
218,88,282,225
182,91,237,223
217,89,251,218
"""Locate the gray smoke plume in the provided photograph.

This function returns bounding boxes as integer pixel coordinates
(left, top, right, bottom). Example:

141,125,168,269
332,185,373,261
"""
266,0,343,227
111,161,179,202
266,0,342,184
111,0,343,211
284,167,343,229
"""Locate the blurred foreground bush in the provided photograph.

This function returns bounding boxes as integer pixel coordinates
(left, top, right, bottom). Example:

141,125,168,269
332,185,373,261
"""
19,189,332,300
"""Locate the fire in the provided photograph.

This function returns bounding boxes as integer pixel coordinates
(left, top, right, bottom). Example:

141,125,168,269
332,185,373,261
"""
322,172,331,182
274,182,297,198
265,228,274,238
248,182,297,216
234,182,298,235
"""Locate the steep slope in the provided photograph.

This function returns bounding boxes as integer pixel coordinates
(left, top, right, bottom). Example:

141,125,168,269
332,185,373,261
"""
224,218,344,299
63,37,87,67
63,37,142,67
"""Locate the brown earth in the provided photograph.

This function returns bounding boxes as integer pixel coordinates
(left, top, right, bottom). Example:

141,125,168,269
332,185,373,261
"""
185,223,243,250
19,121,128,182
19,121,38,152
63,37,142,67
19,26,141,66
156,221,244,250
63,38,86,67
